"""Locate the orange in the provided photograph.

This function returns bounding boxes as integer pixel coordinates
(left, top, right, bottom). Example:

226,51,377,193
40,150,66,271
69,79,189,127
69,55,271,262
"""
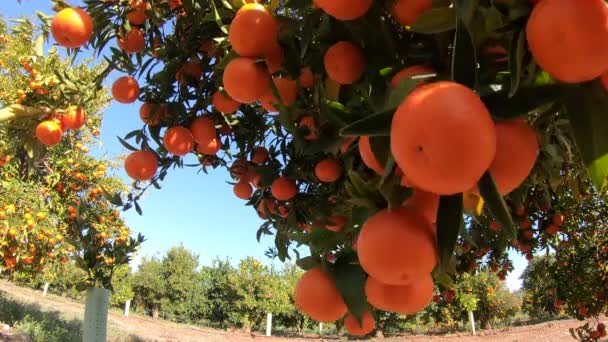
251,147,269,165
340,136,356,154
190,117,217,145
315,158,342,183
230,159,250,181
257,198,277,219
324,41,365,85
391,65,434,87
176,62,203,84
358,136,384,175
403,189,439,225
326,215,348,232
271,177,297,201
117,27,145,54
315,0,372,21
62,106,87,130
139,103,166,126
112,76,139,103
169,0,182,10
234,181,253,200
299,116,318,140
264,44,284,73
127,0,148,25
124,150,157,181
212,91,240,114
228,4,277,57
36,120,63,146
163,126,194,156
344,311,375,336
392,0,432,26
299,67,315,88
223,57,270,103
295,267,347,322
357,208,436,285
488,119,538,195
197,137,222,155
365,274,434,314
526,0,608,83
51,7,93,49
390,81,496,195
258,77,298,112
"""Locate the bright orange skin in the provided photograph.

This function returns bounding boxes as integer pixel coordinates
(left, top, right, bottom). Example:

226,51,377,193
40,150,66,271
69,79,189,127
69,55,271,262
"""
117,27,145,54
526,0,608,83
489,119,539,195
51,7,93,49
223,57,270,103
365,274,434,314
324,41,365,85
190,117,217,145
229,4,277,57
264,44,284,73
344,311,375,336
299,67,315,88
112,76,139,103
326,215,348,232
391,81,496,195
212,91,240,114
315,158,342,183
357,208,437,285
299,116,318,140
315,0,372,21
176,62,203,84
36,120,64,146
259,77,298,112
602,72,608,92
340,136,356,154
234,181,253,200
124,150,158,181
392,0,432,26
63,107,87,130
271,177,297,201
163,126,194,156
231,159,250,181
196,137,222,155
257,198,277,219
251,147,269,165
128,0,148,25
391,65,435,87
403,189,439,224
358,136,384,175
295,268,347,322
139,103,166,126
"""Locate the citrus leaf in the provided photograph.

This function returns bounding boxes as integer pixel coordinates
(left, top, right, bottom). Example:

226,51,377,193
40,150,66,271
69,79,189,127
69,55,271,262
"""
409,7,456,34
455,0,479,26
329,255,367,323
478,172,517,240
296,256,319,270
451,19,477,89
508,28,526,97
339,110,392,137
0,105,44,122
436,194,463,271
481,84,570,119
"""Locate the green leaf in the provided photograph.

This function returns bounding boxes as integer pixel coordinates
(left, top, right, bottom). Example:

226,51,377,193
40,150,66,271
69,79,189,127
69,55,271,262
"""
329,255,367,322
565,81,608,190
432,267,455,289
0,105,44,122
481,84,569,119
275,230,290,262
296,256,319,270
451,19,477,89
380,77,423,113
508,28,526,97
478,172,517,240
409,7,456,34
33,34,44,57
455,0,479,26
340,110,392,137
436,194,463,271
117,137,139,151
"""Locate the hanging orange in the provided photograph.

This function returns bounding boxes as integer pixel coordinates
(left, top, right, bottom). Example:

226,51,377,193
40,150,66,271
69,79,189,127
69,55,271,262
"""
112,76,139,103
365,273,434,314
324,41,365,85
228,3,277,57
315,0,372,21
51,7,93,49
163,126,194,156
124,150,158,181
295,267,347,322
212,91,241,114
223,57,270,103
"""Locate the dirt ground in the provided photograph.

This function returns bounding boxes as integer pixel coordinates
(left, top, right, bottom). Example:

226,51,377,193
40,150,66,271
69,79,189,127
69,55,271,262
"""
0,282,594,341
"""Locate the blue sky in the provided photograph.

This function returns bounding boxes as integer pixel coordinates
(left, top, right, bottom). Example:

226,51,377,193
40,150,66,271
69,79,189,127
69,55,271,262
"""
2,0,527,290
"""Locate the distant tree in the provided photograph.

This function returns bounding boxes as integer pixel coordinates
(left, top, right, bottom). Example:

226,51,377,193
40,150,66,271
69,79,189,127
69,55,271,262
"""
199,258,239,327
132,257,165,319
110,265,134,307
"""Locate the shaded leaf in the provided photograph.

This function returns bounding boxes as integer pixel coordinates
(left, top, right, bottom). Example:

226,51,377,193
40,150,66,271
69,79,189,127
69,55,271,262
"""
478,172,517,240
410,8,456,34
329,255,367,322
436,194,463,271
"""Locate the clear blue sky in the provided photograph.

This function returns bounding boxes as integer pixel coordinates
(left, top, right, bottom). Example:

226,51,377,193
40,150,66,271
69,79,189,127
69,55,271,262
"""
1,0,527,290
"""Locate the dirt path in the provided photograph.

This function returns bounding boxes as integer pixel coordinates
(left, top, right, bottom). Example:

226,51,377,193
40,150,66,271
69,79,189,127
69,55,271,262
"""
0,282,593,341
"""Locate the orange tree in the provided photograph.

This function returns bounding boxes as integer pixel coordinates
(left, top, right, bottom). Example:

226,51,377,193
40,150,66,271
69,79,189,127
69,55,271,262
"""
0,15,143,290
13,0,608,337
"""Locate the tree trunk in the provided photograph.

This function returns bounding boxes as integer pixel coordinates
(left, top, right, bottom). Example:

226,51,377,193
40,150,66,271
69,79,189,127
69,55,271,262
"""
152,305,159,320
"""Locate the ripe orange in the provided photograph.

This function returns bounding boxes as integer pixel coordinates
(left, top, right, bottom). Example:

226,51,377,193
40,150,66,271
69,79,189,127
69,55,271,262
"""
391,81,496,195
36,120,64,146
344,311,375,336
190,117,217,145
315,158,342,183
63,106,87,130
365,274,433,314
271,177,297,201
257,198,277,219
299,67,315,88
392,0,432,26
197,137,222,155
223,57,270,103
163,126,194,156
128,0,148,25
234,181,253,200
212,91,241,114
124,150,158,181
251,147,269,165
299,116,318,140
112,76,139,103
139,103,166,126
231,159,251,181
358,136,384,175
357,208,436,285
259,77,298,112
552,213,564,226
264,44,284,73
315,0,372,21
228,3,277,57
176,61,203,84
51,7,93,49
488,119,539,195
324,41,365,85
391,65,434,87
117,27,145,54
295,267,347,322
326,215,348,232
403,189,439,225
526,0,608,83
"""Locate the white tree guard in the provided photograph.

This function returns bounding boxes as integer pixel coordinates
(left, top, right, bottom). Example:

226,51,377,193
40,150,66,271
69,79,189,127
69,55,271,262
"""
468,310,476,336
265,313,272,336
84,287,110,342
42,283,49,297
